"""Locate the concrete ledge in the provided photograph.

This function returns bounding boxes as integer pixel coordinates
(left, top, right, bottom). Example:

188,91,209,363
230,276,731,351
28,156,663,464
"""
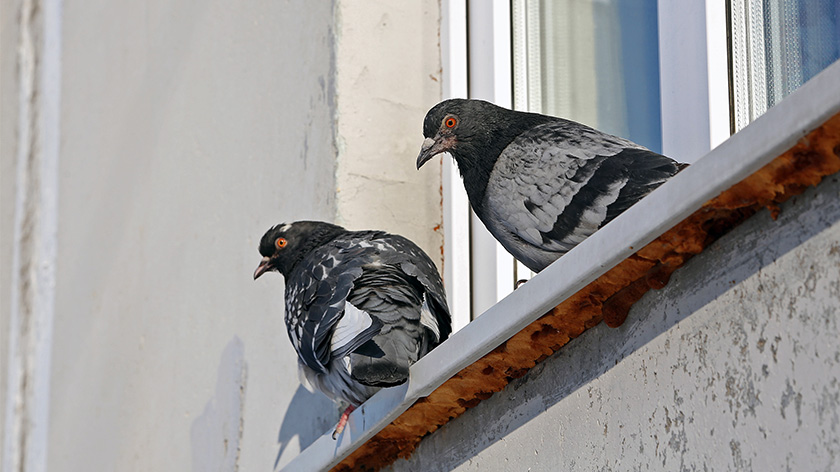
281,61,840,472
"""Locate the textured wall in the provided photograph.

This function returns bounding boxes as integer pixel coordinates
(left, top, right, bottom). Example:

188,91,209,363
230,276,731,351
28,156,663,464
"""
334,0,443,268
2,1,447,470
387,175,840,471
0,0,20,445
4,1,339,470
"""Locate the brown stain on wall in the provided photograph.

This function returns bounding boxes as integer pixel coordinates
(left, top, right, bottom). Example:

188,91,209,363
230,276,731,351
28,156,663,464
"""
333,113,840,471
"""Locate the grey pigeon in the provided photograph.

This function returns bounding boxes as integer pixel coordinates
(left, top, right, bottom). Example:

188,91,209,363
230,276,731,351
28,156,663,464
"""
417,99,687,272
253,221,451,437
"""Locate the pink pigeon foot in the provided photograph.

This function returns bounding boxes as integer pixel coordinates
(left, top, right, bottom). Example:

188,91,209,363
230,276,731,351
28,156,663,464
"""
332,405,356,439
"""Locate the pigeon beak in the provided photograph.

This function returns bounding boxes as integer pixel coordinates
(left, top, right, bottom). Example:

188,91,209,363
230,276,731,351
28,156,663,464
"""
416,135,454,169
253,257,272,280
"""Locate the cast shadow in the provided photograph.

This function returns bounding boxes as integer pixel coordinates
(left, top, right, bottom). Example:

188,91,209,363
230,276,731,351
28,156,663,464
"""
273,384,337,470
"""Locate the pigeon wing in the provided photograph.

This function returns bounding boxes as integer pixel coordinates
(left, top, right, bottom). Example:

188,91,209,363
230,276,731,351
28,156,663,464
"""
285,232,451,374
285,238,373,374
373,234,452,343
482,120,682,267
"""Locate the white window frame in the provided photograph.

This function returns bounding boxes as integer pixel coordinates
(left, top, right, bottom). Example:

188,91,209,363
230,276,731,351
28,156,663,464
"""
465,0,518,317
440,0,472,331
658,0,731,161
442,0,519,322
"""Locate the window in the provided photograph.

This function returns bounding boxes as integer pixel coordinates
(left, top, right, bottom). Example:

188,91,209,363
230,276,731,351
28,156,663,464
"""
509,0,664,292
512,0,663,153
730,0,840,130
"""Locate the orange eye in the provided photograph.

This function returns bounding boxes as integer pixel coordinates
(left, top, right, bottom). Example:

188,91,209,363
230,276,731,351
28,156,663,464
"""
445,117,457,128
275,238,287,249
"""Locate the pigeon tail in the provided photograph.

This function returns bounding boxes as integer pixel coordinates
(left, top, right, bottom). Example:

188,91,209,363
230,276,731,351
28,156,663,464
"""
349,330,418,387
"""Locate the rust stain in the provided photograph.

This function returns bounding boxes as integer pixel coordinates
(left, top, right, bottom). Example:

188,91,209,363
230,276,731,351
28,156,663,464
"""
332,113,840,472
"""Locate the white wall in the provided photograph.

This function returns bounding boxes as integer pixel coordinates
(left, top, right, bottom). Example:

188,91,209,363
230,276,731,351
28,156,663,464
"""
1,1,443,470
54,1,338,470
386,170,840,470
0,0,20,454
334,0,443,262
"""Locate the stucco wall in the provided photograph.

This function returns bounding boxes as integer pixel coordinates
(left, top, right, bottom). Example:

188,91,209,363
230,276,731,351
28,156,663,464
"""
334,0,443,265
52,2,339,471
0,0,20,444
2,1,442,471
386,176,840,471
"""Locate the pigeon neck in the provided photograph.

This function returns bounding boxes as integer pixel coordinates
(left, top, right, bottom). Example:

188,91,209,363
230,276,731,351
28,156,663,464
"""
452,151,494,213
283,226,345,276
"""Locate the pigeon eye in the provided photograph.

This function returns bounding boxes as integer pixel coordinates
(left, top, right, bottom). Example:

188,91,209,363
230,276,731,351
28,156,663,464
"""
275,238,287,249
444,117,457,128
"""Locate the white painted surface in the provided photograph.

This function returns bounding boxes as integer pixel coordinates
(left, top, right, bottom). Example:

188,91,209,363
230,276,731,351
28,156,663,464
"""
467,0,517,317
0,5,17,458
658,0,731,162
2,1,62,471
49,2,340,470
1,1,445,471
440,0,472,332
334,0,443,269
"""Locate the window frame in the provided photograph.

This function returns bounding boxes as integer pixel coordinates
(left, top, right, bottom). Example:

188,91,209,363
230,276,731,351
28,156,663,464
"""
443,0,520,322
445,0,733,321
658,0,731,162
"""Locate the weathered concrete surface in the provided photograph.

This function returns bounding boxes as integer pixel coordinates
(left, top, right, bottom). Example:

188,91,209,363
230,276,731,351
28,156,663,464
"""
334,0,443,268
36,1,338,471
387,175,840,471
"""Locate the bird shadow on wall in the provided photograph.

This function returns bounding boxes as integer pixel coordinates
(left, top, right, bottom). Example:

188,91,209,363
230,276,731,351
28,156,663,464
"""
191,338,247,472
273,384,337,470
394,176,840,470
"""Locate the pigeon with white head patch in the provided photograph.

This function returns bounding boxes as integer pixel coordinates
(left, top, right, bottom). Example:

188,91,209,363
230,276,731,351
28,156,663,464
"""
254,221,451,437
417,99,687,272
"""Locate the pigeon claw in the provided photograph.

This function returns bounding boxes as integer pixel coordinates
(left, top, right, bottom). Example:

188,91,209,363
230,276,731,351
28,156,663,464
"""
332,405,356,440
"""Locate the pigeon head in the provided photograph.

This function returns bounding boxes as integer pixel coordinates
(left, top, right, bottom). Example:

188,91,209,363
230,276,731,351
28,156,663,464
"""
416,99,553,207
253,221,345,279
417,99,485,170
416,99,552,169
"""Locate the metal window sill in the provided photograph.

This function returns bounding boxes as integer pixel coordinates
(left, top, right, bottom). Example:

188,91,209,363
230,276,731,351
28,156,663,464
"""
281,60,840,472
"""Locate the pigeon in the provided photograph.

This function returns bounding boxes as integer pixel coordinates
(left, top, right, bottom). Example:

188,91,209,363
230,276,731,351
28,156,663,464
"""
416,98,687,273
253,221,451,437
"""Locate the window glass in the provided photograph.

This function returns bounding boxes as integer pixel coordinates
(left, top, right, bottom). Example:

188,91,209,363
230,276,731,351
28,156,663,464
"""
512,0,662,153
731,0,840,130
